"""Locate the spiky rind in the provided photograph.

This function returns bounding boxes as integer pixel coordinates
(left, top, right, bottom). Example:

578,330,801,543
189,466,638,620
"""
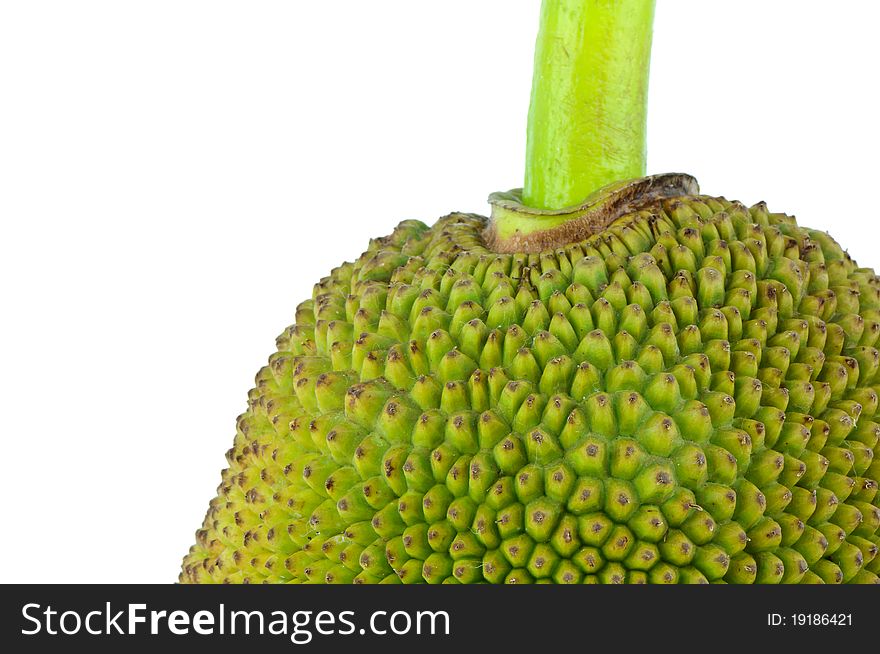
181,193,880,584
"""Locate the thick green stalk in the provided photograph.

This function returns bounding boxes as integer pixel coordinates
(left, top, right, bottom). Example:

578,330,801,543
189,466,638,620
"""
523,0,656,210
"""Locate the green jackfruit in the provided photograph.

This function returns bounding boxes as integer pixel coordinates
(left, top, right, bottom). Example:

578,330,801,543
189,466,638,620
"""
180,175,880,584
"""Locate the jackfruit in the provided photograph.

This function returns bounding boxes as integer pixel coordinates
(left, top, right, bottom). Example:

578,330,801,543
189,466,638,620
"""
180,173,880,584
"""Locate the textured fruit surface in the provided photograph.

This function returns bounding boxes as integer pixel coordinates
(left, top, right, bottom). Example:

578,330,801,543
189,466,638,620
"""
181,194,880,584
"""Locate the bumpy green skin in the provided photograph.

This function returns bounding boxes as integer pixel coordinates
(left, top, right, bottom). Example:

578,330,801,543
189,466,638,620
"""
181,194,880,584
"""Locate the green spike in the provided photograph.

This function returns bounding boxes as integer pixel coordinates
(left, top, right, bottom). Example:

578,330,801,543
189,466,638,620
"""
478,330,503,370
787,487,818,522
604,478,640,522
670,443,708,487
710,370,736,395
731,479,766,529
755,552,780,584
821,445,856,475
658,529,696,567
623,542,660,572
501,534,536,568
445,455,472,497
850,442,874,476
473,413,506,452
851,501,880,537
636,344,666,374
570,546,604,576
425,520,456,553
612,331,640,362
819,471,856,502
541,394,577,434
421,552,454,584
577,513,614,548
572,257,609,294
466,454,497,503
714,521,749,556
536,355,574,395
812,559,844,584
552,560,583,584
648,562,679,584
760,483,793,517
644,372,682,413
421,484,454,525
400,524,431,560
829,541,864,582
445,497,477,532
606,361,648,393
493,434,528,474
668,364,698,400
849,477,878,503
693,544,731,580
409,411,443,451
514,464,545,504
526,543,560,579
795,524,831,565
732,377,762,417
596,562,626,584
480,549,511,584
701,391,736,426
384,536,411,573
495,502,525,539
522,498,561,543
536,463,572,505
565,477,604,516
680,511,717,545
644,323,680,367
650,301,678,329
601,525,636,562
523,427,561,464
769,548,805,584
712,428,753,471
734,417,766,450
746,518,782,554
633,462,677,504
485,295,520,329
609,438,647,479
442,413,477,455
485,477,516,512
626,506,668,546
522,300,551,335
565,436,609,477
410,374,442,410
678,567,711,584
574,329,615,370
567,303,595,340
581,394,615,438
672,400,713,443
554,406,585,449
660,487,698,528
744,449,785,487
806,488,839,527
450,529,486,561
677,324,703,356
569,362,602,402
695,483,737,522
438,381,469,414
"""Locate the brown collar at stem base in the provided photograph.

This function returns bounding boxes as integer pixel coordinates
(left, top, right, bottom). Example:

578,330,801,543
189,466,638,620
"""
484,173,700,254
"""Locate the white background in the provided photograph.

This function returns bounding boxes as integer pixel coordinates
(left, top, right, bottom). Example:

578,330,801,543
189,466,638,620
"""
1,1,878,583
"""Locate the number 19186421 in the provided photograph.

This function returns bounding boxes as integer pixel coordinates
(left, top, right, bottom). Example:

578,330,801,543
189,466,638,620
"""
768,614,853,627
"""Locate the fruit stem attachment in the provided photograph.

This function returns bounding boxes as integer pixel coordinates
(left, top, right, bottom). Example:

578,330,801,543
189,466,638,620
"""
523,0,656,211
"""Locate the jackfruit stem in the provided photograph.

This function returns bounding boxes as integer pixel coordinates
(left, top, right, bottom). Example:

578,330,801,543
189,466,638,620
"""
523,0,656,211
